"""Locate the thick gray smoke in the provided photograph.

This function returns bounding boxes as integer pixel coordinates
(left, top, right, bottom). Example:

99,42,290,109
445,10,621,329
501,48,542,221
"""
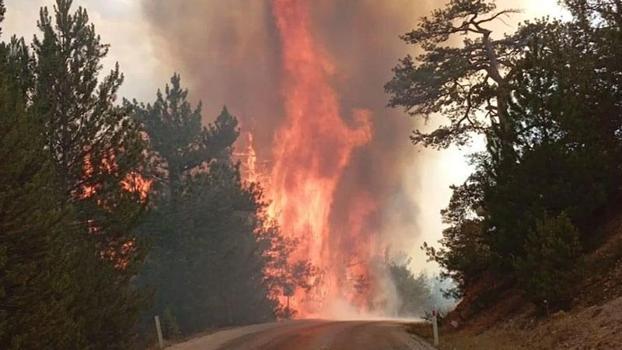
142,1,283,157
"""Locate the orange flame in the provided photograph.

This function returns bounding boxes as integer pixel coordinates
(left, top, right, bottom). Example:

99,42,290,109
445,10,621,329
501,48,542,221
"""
243,132,259,184
121,171,152,202
270,0,374,316
79,150,151,272
80,151,152,202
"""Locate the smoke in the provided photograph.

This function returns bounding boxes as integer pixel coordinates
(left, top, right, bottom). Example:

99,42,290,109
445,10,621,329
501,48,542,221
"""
141,1,283,158
139,0,452,317
305,0,438,257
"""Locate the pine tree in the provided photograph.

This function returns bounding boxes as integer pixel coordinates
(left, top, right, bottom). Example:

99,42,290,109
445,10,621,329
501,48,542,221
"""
385,0,522,152
175,162,276,331
32,0,146,259
0,5,81,347
27,1,148,347
407,0,622,303
514,213,583,310
132,74,238,207
134,75,283,333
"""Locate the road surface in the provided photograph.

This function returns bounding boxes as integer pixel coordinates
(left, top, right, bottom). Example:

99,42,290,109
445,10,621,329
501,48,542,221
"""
170,320,435,350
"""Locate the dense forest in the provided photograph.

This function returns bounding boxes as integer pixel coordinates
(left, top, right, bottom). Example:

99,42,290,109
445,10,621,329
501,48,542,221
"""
131,75,318,335
387,0,622,311
0,0,437,348
0,0,148,347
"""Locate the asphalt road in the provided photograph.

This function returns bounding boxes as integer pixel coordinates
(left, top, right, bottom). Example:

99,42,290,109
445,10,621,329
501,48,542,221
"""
170,320,435,350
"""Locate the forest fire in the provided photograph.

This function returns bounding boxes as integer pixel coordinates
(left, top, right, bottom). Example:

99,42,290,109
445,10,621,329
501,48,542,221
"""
143,0,438,319
266,0,377,317
80,152,152,203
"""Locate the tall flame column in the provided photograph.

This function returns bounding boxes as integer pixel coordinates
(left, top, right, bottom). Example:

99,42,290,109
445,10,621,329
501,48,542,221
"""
270,0,373,316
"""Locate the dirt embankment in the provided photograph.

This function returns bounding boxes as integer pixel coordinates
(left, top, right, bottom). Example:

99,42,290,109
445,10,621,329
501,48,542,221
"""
410,212,622,349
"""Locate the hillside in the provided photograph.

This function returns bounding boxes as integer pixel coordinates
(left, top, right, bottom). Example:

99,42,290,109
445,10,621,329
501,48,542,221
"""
411,211,622,349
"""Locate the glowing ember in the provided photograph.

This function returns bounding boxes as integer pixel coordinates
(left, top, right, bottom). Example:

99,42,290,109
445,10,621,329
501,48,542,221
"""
239,132,259,184
80,152,152,202
121,172,152,202
270,0,375,316
79,151,150,271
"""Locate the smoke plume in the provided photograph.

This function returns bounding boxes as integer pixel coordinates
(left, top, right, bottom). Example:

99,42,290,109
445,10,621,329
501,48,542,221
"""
141,0,439,317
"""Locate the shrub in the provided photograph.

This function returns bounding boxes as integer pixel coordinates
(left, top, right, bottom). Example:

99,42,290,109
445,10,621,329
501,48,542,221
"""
514,213,582,311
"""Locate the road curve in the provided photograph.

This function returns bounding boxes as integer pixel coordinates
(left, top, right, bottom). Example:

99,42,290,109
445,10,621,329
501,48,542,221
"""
170,320,435,350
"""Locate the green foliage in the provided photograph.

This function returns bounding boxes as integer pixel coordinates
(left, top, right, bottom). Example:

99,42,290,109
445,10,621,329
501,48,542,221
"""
390,0,622,306
134,75,312,334
1,1,148,348
514,213,583,309
176,162,276,329
32,0,147,247
423,164,492,297
424,220,490,298
385,0,521,150
30,1,148,347
0,30,76,349
131,74,237,207
388,260,434,316
483,144,617,265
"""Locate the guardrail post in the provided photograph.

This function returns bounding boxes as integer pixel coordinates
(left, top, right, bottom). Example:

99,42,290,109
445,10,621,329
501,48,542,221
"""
155,315,165,349
432,310,439,347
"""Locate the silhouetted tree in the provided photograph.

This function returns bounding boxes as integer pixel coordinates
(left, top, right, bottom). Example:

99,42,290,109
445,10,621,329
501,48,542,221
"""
388,260,434,316
22,0,147,347
135,75,290,334
393,0,622,308
385,0,523,155
0,10,78,347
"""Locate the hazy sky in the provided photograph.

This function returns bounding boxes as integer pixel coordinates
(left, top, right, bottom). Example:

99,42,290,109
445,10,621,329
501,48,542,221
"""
3,0,172,101
2,0,567,273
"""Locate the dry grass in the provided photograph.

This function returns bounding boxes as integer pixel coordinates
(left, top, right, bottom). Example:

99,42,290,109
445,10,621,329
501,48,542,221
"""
420,210,622,350
408,294,622,349
407,322,529,350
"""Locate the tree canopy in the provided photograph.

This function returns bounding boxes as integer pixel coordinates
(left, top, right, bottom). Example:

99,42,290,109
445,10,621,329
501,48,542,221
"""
390,0,622,309
1,0,148,348
134,75,314,335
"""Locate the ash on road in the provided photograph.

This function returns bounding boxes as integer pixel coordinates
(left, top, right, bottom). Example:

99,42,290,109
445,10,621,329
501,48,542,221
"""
170,320,435,350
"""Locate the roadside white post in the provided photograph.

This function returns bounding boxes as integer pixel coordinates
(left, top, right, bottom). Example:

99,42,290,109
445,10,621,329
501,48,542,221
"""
432,310,439,347
155,315,165,349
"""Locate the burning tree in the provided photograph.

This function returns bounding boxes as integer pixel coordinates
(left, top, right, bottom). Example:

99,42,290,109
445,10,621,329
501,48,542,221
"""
268,0,380,316
256,219,319,319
